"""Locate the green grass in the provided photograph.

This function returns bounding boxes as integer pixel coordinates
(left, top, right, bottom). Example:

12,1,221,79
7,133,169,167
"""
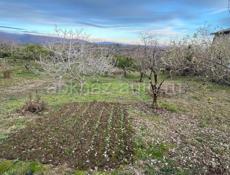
159,101,180,112
0,160,46,175
74,170,87,175
134,137,170,160
0,134,8,143
14,70,39,79
41,77,150,107
133,137,187,175
0,98,25,113
1,72,150,111
0,59,42,88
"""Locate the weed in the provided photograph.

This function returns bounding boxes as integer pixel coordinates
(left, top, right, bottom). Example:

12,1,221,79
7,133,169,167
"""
74,170,87,175
0,160,14,174
0,160,45,175
134,137,169,160
159,101,179,112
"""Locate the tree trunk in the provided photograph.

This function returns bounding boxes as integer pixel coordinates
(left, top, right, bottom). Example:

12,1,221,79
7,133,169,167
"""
139,72,144,82
123,69,127,77
149,71,164,109
152,93,158,108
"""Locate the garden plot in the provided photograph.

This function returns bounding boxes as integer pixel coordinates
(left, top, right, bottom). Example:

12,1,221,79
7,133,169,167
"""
0,102,133,170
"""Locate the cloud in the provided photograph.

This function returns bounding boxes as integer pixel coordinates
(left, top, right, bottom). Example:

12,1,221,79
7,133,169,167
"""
185,0,226,8
0,0,228,43
0,25,25,31
208,8,228,15
0,0,198,28
146,27,179,36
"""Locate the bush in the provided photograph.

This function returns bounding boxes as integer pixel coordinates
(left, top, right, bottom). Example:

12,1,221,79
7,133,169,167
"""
22,44,49,60
0,43,12,58
21,93,46,114
114,55,135,77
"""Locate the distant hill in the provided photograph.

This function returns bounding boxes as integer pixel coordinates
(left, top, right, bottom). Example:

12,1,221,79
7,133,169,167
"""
0,31,58,44
0,31,131,46
0,31,88,44
96,41,120,45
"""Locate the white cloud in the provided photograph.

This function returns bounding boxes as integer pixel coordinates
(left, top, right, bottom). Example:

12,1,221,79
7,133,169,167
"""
145,27,179,36
209,8,228,15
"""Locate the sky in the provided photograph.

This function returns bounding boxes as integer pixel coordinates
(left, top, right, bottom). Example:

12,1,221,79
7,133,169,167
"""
0,0,229,44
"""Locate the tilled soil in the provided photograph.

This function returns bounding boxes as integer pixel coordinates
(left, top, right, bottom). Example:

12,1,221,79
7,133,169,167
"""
0,102,133,170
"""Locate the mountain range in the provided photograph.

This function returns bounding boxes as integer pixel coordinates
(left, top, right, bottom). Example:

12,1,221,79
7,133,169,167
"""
0,31,126,46
0,31,63,44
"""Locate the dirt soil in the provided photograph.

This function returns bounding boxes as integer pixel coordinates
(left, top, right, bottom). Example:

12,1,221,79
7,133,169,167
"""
0,102,133,170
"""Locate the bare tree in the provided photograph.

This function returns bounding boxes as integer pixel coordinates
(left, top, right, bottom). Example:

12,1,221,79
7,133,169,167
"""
162,27,230,85
37,27,114,92
133,45,149,82
209,34,230,84
140,32,165,108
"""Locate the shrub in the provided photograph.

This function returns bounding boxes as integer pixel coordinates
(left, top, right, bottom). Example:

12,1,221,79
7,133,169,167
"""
21,93,46,114
114,55,135,77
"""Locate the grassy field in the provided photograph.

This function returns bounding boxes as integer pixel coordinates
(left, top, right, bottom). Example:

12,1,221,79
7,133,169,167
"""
0,60,229,174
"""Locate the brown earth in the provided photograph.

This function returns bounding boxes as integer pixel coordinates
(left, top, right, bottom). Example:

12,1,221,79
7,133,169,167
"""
0,102,133,170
